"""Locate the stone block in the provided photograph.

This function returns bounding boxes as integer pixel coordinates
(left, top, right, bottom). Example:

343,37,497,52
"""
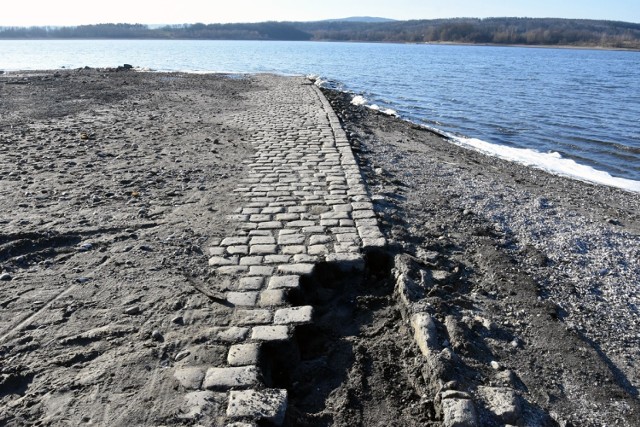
251,325,289,341
278,234,306,245
173,367,206,390
227,245,249,255
258,290,287,306
203,366,259,390
293,254,318,263
325,253,364,272
477,387,521,425
221,236,249,246
226,292,259,307
217,266,250,275
352,210,376,219
310,235,332,245
226,389,288,425
442,398,478,427
278,263,314,275
248,265,275,276
274,306,314,325
281,245,306,255
250,214,272,222
287,220,316,227
228,343,261,366
257,221,283,230
208,246,226,256
208,256,238,266
362,237,386,249
268,275,300,290
411,313,438,358
275,213,300,221
238,276,264,290
250,244,278,255
263,255,292,264
239,256,264,266
212,326,249,343
250,235,276,245
233,309,273,326
180,391,222,420
308,245,329,256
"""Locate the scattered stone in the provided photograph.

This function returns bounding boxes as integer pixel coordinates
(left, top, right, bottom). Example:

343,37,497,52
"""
174,350,190,361
478,386,521,425
442,398,478,427
124,305,141,315
151,330,164,342
411,313,438,358
0,273,12,281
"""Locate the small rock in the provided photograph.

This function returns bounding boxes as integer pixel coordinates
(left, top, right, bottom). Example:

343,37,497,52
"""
491,360,502,370
175,350,190,361
76,277,91,284
78,243,93,252
0,273,12,281
172,316,184,325
124,305,141,315
151,330,164,342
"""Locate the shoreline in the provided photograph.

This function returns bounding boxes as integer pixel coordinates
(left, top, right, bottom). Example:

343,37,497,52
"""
1,37,638,52
1,70,639,425
323,86,640,425
317,81,640,194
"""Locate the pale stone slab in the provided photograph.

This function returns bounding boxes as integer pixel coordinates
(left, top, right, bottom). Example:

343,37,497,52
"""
251,325,289,341
173,367,206,390
226,389,288,425
274,306,314,325
227,343,261,366
268,275,300,290
203,366,259,390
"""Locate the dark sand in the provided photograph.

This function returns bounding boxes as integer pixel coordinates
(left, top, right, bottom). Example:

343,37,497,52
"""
0,69,639,426
322,88,640,426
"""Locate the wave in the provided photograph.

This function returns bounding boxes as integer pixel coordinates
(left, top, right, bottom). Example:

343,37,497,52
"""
302,75,639,193
450,135,640,193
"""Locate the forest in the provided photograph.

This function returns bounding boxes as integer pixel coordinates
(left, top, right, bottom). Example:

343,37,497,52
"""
1,18,639,49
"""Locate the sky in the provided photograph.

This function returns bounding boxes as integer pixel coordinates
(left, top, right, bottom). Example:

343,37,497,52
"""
1,0,639,27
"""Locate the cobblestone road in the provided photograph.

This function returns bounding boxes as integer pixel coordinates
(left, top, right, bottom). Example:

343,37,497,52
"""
174,75,384,425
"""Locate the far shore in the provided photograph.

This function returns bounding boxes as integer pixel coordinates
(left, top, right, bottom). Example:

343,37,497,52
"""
1,37,638,52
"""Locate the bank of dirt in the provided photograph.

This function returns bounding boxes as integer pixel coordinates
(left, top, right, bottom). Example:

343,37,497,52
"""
322,88,640,426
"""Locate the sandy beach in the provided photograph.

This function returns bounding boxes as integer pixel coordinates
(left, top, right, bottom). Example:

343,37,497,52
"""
1,69,639,426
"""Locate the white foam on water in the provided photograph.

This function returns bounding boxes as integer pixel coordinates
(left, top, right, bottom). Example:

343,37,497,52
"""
450,135,640,193
351,95,368,106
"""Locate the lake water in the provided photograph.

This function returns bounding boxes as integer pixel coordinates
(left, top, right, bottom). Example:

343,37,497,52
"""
2,40,639,191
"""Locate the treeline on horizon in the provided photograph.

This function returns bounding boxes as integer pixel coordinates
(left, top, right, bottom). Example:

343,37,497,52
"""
1,18,639,49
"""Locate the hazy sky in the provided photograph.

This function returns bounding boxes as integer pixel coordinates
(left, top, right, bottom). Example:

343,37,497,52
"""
1,0,639,26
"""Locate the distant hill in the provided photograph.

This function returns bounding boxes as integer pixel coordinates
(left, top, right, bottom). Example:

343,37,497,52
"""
1,18,639,49
320,17,396,23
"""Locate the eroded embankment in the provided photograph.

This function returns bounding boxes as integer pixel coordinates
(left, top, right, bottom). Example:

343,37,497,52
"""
321,86,640,427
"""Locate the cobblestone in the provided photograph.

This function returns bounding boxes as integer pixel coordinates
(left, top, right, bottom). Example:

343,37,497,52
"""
176,75,386,424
